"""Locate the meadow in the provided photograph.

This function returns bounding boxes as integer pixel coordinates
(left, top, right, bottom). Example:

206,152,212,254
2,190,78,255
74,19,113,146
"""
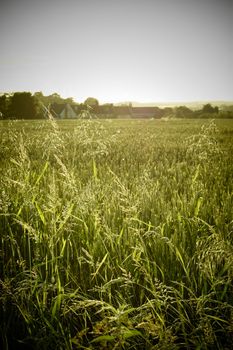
0,118,233,349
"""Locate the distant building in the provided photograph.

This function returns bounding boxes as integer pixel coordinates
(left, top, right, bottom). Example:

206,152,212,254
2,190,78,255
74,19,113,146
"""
114,105,132,118
131,107,158,119
50,103,78,118
60,103,77,118
49,103,163,119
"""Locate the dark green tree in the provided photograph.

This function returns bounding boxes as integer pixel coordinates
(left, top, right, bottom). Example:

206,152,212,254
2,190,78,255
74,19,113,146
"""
34,92,76,108
84,97,99,114
202,103,219,114
174,106,193,118
9,92,39,119
0,94,9,119
162,107,173,117
84,97,99,107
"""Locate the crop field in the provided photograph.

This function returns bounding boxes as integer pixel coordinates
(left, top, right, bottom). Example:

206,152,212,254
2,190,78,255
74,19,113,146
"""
0,118,233,349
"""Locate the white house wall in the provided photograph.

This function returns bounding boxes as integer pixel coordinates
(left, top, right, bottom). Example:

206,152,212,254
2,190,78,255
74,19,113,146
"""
60,104,77,118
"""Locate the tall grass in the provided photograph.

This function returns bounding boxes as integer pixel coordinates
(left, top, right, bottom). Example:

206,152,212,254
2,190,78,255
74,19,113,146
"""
0,118,233,349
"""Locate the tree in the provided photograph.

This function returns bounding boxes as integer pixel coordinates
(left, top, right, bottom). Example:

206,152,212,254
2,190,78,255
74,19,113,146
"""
34,91,44,101
153,106,165,118
84,97,99,115
9,92,39,119
162,107,173,118
174,106,193,118
202,103,219,114
48,93,62,103
84,97,99,108
0,94,9,119
34,92,76,109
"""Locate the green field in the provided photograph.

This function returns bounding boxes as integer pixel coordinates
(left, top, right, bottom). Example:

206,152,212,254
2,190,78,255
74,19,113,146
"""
0,118,233,349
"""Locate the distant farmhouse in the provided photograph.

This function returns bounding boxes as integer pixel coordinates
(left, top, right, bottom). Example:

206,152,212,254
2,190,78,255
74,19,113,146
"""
112,106,159,118
131,107,159,118
49,103,162,119
50,103,100,119
50,103,79,118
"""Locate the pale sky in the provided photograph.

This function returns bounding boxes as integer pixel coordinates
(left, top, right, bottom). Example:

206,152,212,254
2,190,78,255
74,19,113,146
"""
0,0,232,103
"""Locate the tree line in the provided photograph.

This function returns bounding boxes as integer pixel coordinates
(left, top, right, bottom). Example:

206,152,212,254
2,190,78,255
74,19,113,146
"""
0,92,76,119
0,91,232,119
0,92,102,119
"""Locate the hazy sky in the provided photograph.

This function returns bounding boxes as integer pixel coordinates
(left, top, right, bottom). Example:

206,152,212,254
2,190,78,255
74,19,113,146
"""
0,0,232,103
